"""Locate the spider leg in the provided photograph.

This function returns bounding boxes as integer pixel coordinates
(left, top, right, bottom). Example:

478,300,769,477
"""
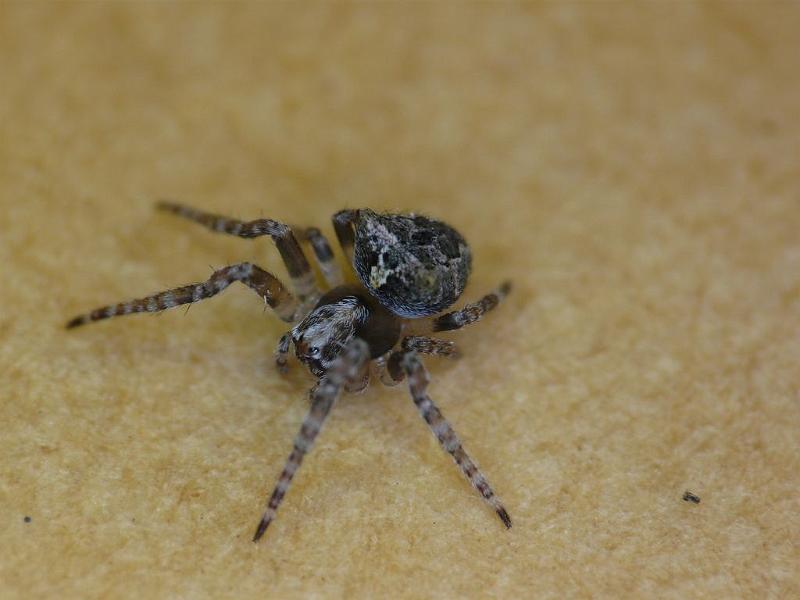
253,338,370,542
373,353,400,387
332,209,357,269
431,281,512,332
156,201,318,302
66,262,297,328
344,358,370,394
394,350,512,529
380,336,459,386
401,336,461,359
294,226,344,288
275,332,292,374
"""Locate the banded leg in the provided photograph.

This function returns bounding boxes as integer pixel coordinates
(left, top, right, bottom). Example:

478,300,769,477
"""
66,262,297,328
399,351,512,529
275,333,291,374
431,281,512,332
157,201,318,301
373,354,400,387
383,337,459,385
332,209,358,268
253,338,370,542
302,227,344,287
402,336,460,359
344,358,370,394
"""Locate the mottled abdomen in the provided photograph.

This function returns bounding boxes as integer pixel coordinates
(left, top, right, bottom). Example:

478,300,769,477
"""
352,209,472,317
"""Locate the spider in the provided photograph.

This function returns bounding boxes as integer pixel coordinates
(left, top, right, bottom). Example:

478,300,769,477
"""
66,202,512,541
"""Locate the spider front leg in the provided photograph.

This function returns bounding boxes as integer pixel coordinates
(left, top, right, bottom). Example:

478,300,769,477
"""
253,338,370,542
66,262,297,328
431,281,512,332
391,350,512,529
156,201,319,304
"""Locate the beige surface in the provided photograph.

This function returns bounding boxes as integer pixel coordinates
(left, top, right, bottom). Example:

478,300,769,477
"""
1,3,799,598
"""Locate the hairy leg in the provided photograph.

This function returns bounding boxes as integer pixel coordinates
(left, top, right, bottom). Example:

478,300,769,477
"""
332,209,357,268
401,336,460,358
157,201,318,302
344,358,370,394
302,227,344,288
66,262,297,328
373,354,400,387
275,333,292,374
395,350,512,529
253,338,370,542
431,281,512,332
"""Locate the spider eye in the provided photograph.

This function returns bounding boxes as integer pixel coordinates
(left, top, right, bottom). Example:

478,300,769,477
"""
308,346,321,357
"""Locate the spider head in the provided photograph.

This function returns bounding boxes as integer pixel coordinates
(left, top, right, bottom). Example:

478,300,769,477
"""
351,209,472,318
291,296,368,377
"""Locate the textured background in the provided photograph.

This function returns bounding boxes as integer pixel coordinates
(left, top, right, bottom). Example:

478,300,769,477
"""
1,3,799,598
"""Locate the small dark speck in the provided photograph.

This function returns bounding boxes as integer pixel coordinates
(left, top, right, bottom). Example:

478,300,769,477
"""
682,491,701,504
23,516,32,523
759,118,778,134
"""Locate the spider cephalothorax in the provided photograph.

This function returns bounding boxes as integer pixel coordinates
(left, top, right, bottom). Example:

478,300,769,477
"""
291,284,402,379
67,203,512,542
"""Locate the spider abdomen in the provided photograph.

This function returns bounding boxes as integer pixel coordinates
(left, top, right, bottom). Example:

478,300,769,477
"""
351,209,472,317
